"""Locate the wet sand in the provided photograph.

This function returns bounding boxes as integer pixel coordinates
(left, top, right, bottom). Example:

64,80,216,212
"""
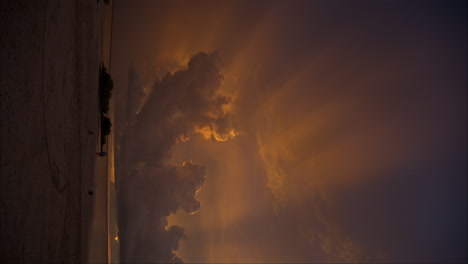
1,0,107,262
89,153,109,263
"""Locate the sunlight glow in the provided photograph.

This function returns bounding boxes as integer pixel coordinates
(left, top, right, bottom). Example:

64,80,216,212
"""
194,126,238,142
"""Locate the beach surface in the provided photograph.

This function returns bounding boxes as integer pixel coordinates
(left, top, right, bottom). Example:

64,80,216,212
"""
1,0,107,262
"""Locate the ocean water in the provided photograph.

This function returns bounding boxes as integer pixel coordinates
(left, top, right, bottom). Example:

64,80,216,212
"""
108,77,120,263
108,149,120,263
101,1,119,261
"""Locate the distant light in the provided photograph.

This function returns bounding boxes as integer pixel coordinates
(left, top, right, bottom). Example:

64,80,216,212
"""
114,236,119,242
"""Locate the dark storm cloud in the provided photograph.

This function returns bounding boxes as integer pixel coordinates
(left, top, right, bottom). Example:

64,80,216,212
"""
119,52,235,263
122,162,205,263
122,51,235,166
126,67,145,126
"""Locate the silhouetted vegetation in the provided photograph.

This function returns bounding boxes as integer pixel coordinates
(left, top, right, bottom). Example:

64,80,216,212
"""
97,0,110,5
100,66,113,114
99,65,113,148
101,116,112,145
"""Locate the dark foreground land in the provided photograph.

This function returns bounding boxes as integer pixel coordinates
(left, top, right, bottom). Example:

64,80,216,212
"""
1,1,103,262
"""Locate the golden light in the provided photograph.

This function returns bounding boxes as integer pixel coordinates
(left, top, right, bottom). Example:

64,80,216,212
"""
194,126,238,142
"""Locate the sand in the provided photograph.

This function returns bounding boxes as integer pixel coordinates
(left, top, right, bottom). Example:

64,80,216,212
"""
89,154,109,263
1,0,106,262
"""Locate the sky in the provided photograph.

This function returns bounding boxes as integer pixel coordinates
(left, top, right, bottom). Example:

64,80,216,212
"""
111,0,467,263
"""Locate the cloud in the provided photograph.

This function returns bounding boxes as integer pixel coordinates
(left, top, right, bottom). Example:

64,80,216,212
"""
122,51,237,165
121,161,205,263
119,52,236,263
257,133,288,215
126,67,146,126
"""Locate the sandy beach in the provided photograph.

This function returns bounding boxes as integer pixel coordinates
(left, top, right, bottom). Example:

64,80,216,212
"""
1,0,108,262
89,152,109,263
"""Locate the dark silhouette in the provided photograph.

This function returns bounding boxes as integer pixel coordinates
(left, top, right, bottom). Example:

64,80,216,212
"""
100,66,113,114
98,65,113,149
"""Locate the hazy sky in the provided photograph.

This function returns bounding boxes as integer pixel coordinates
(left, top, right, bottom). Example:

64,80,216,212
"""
112,0,467,263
